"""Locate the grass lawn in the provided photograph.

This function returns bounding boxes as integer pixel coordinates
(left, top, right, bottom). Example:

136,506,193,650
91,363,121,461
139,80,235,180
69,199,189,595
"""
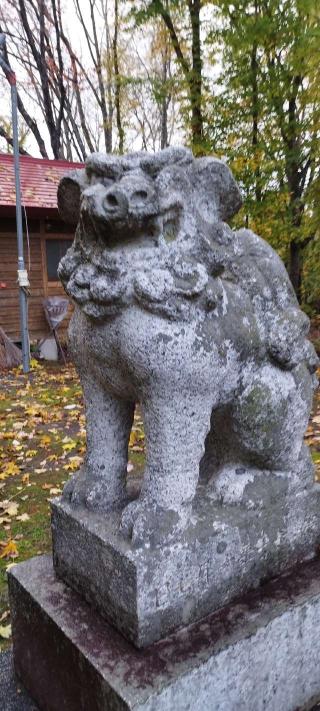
0,360,145,650
0,359,319,650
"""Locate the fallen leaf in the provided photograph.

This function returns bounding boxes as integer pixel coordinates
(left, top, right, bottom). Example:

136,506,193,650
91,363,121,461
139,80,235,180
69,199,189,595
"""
16,513,30,522
0,462,20,478
0,501,19,517
0,624,11,639
0,540,18,559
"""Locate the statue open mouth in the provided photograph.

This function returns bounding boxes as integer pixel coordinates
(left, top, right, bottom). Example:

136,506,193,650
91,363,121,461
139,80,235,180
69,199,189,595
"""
79,189,182,253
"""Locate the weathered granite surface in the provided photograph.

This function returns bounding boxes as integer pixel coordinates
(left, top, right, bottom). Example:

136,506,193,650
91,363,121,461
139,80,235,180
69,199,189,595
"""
8,554,320,711
52,451,320,647
56,147,318,547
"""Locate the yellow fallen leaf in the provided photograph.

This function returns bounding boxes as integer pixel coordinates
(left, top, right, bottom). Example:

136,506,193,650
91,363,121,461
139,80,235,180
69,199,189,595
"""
40,435,51,447
62,441,76,452
22,473,30,484
16,513,30,522
49,488,62,495
64,456,82,472
0,462,20,478
0,540,18,559
25,450,37,458
30,358,41,369
0,624,11,639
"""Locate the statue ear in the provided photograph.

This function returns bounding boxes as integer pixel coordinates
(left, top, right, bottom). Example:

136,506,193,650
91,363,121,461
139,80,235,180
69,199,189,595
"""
57,169,87,225
192,157,242,223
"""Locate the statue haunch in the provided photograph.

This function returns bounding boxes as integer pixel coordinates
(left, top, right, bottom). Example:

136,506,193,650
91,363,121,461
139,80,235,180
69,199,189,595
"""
57,147,318,546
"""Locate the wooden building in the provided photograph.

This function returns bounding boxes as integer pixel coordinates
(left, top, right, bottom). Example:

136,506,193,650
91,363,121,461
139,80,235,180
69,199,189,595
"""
0,153,82,343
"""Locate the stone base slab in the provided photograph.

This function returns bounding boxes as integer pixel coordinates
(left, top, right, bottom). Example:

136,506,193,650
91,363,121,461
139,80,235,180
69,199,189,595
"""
51,481,320,647
8,554,320,711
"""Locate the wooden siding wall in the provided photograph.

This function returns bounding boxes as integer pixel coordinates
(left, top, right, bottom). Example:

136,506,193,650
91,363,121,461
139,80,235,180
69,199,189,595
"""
0,219,73,342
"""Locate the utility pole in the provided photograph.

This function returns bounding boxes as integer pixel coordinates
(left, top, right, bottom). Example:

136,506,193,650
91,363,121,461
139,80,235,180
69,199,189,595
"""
0,33,30,373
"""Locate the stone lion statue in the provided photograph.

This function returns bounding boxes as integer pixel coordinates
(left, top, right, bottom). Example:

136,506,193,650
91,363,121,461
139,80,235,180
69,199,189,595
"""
57,146,318,545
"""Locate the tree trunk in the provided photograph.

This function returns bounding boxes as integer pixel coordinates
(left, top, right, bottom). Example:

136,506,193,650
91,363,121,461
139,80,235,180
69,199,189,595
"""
288,241,302,301
188,0,203,150
250,18,261,202
155,0,204,150
113,0,124,154
160,37,169,149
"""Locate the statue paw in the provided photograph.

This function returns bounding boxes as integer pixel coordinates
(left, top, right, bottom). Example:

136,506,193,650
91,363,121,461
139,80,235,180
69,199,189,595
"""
209,464,288,510
62,473,78,501
62,468,127,512
119,499,190,547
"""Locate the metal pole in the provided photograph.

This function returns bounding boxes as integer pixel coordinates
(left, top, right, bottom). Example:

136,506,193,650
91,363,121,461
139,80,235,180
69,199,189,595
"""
0,34,30,373
11,82,30,373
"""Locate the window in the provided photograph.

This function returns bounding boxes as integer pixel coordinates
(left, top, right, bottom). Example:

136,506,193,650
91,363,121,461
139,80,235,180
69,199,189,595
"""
45,239,72,281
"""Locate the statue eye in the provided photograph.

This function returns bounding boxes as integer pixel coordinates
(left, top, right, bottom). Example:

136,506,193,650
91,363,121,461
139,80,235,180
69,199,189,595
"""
89,174,116,186
102,176,116,187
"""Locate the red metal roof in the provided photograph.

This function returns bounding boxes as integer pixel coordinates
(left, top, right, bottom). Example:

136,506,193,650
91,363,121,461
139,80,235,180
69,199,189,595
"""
0,153,83,211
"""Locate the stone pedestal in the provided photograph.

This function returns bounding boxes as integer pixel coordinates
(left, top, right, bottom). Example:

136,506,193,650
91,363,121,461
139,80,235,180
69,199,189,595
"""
52,479,320,648
9,554,320,711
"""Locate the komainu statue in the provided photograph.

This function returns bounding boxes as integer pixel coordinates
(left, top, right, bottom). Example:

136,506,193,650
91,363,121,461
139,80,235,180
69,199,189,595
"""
57,147,318,545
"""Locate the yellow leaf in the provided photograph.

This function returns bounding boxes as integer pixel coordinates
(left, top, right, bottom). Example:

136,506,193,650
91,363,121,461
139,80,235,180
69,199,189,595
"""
16,513,30,522
25,450,37,458
22,473,30,484
40,435,51,447
62,441,76,452
49,488,62,495
0,624,11,639
64,456,82,472
0,462,20,478
0,540,18,559
30,358,41,369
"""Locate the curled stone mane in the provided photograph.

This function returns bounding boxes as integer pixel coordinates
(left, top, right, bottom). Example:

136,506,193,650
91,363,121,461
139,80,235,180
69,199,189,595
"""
57,147,244,321
58,146,317,375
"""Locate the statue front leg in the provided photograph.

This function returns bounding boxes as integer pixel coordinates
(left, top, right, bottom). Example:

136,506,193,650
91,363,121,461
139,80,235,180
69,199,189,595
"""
120,391,213,544
63,375,134,511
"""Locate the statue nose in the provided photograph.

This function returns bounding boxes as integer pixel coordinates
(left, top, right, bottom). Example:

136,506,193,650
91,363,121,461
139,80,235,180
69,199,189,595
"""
130,189,149,206
104,188,128,216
